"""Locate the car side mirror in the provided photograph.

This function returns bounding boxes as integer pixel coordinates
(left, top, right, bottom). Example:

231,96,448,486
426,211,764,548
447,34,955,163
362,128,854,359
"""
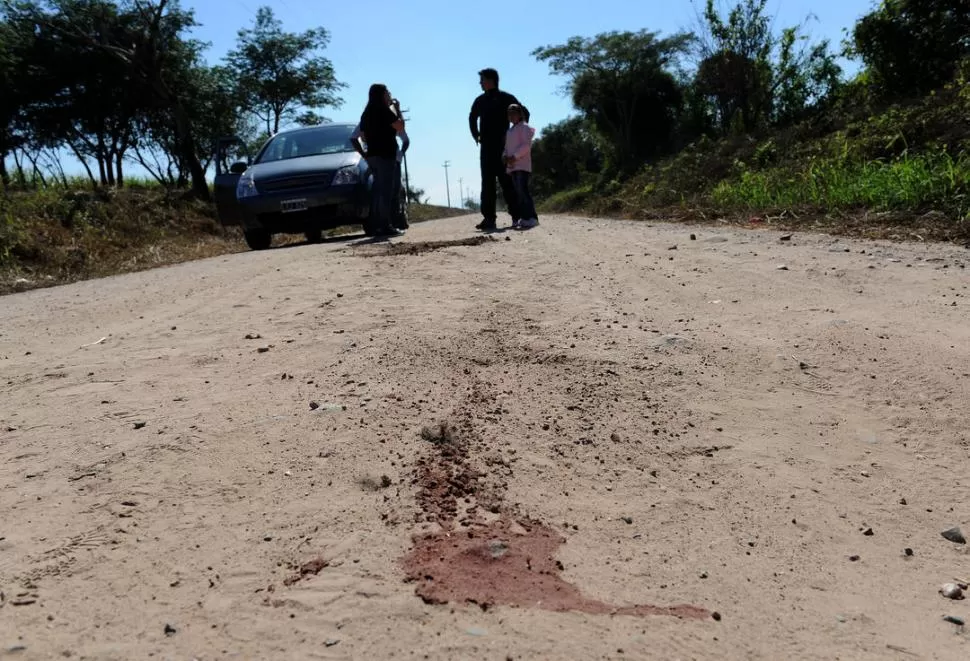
230,161,248,174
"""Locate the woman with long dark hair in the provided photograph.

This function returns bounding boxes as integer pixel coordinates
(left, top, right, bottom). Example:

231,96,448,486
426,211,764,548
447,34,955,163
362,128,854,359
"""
357,84,404,237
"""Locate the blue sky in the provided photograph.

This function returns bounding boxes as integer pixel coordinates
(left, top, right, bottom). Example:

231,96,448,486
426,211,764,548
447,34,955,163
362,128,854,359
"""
126,0,880,205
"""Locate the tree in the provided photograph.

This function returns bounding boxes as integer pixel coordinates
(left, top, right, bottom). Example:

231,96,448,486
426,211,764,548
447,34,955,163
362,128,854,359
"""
851,0,970,99
405,184,426,205
22,0,143,187
134,63,245,186
0,12,27,187
533,30,694,172
7,0,214,198
226,6,344,136
693,0,840,132
530,116,602,199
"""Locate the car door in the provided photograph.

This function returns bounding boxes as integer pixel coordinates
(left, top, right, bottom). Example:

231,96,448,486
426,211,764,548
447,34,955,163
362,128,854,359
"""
213,136,249,226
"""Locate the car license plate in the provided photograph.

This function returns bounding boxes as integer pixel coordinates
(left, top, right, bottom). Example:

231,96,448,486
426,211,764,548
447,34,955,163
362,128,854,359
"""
280,198,308,213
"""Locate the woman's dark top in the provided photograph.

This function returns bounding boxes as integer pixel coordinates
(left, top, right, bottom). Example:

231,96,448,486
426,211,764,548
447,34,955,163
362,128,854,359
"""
360,104,398,159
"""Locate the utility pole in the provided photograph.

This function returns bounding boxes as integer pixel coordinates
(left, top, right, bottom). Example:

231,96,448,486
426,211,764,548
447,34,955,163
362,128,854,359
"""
458,177,464,207
443,160,452,208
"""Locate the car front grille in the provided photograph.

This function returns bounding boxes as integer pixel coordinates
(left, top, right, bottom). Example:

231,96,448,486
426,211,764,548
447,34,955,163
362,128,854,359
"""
259,173,332,194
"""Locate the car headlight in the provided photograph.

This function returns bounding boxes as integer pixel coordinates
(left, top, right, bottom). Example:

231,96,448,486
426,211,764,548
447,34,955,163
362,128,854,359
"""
331,166,359,186
236,172,258,199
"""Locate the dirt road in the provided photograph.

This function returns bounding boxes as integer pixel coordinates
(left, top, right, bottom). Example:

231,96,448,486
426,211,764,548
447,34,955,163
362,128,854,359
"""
2,215,969,660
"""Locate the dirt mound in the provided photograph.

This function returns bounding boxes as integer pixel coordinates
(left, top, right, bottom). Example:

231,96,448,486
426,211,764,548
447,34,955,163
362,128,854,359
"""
358,236,495,257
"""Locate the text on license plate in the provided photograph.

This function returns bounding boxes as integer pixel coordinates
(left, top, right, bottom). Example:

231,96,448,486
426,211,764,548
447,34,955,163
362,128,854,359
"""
280,198,308,213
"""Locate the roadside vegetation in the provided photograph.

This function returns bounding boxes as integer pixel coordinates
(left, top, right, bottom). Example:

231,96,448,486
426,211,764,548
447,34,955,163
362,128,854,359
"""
0,178,458,294
530,0,970,241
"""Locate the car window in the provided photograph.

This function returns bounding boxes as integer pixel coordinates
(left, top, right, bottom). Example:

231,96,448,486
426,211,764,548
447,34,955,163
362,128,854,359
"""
256,126,356,164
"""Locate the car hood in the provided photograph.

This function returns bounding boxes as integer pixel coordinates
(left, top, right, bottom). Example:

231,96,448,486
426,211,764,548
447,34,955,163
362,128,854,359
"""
248,152,360,180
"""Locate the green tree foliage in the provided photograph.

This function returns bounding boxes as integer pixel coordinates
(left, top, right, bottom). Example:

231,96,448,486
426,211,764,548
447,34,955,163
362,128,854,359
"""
226,6,344,135
533,30,694,173
530,116,601,200
851,0,970,99
0,0,347,198
0,14,25,186
694,0,840,132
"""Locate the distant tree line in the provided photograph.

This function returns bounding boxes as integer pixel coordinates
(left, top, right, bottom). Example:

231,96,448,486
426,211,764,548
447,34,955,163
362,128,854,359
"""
0,0,343,199
528,0,970,200
3,0,968,204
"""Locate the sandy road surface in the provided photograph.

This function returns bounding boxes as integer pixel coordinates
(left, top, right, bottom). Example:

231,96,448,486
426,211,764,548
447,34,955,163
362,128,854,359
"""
1,215,969,660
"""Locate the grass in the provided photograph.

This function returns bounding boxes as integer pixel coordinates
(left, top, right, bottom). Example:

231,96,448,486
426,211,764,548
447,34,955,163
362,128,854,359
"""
712,150,970,218
539,77,970,242
0,183,465,295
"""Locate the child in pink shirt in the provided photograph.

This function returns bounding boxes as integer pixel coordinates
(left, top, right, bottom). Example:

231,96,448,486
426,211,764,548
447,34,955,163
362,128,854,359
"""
503,104,539,229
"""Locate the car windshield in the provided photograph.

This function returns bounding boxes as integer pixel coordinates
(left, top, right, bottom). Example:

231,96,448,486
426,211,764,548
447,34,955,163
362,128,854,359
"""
256,125,356,164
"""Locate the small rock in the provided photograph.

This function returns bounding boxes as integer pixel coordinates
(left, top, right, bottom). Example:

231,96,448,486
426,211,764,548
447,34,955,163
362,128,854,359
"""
904,548,914,556
941,583,964,600
325,639,340,647
690,234,697,240
309,401,320,411
487,540,508,559
164,624,177,636
245,333,261,340
5,646,26,654
780,234,792,241
667,245,678,250
942,527,967,544
263,536,273,542
899,498,907,505
943,615,965,626
621,516,633,525
466,628,487,637
505,236,511,242
849,555,860,562
711,611,722,621
257,346,270,353
863,528,874,536
776,264,789,271
121,501,138,507
133,421,147,430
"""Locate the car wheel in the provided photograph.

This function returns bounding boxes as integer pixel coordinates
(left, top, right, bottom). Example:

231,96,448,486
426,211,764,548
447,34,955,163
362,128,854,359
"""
244,229,272,251
304,228,323,244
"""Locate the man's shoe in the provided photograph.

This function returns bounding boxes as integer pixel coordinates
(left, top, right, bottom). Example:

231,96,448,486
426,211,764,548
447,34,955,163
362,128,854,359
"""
475,219,497,231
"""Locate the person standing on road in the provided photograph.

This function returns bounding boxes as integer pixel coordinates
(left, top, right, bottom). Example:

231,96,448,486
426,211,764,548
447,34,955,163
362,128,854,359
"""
469,68,522,231
357,84,405,237
352,117,409,231
504,104,539,230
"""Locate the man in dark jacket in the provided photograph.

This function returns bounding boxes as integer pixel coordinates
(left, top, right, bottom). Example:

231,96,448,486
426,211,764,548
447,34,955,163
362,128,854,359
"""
469,68,523,231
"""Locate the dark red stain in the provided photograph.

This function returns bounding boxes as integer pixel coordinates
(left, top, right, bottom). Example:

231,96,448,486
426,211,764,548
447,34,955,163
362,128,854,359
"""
404,421,712,619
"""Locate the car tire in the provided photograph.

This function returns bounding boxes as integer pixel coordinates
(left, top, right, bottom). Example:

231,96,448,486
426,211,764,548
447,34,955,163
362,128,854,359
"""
304,228,323,244
244,229,272,251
